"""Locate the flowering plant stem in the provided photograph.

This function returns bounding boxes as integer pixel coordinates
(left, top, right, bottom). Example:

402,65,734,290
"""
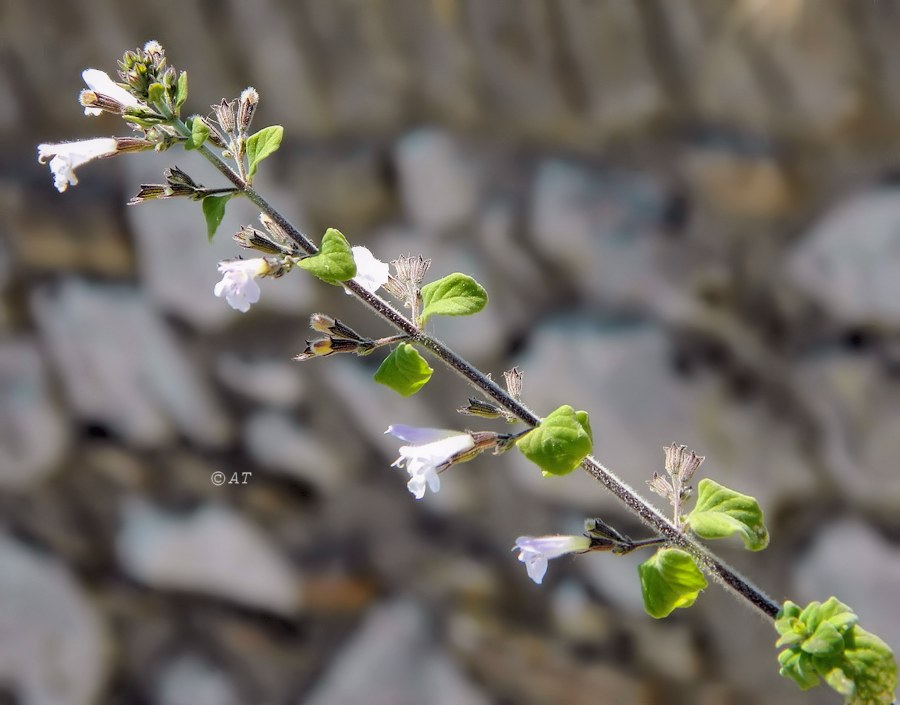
187,132,781,623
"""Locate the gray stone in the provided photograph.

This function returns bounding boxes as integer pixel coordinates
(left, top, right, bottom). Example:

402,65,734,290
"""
793,518,900,656
242,410,349,492
117,500,301,615
0,338,69,488
529,160,671,309
303,600,490,705
0,534,109,705
509,320,816,513
216,354,306,408
31,279,230,448
155,654,239,705
788,189,900,325
394,129,480,234
797,351,900,504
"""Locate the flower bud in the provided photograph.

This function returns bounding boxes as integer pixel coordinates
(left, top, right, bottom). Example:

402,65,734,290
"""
213,98,237,135
237,87,259,134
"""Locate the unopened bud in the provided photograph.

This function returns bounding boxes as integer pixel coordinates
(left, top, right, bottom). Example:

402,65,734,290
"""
258,213,296,252
294,337,364,361
309,314,366,341
237,87,259,133
114,137,155,153
457,397,503,420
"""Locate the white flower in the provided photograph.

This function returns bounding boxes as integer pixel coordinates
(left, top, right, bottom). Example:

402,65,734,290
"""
348,246,389,295
81,69,141,115
213,258,270,312
513,535,591,585
37,138,119,192
385,425,475,499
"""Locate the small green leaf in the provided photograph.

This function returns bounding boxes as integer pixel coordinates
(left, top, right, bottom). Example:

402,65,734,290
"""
638,548,708,619
419,273,488,326
202,194,231,241
686,478,769,551
175,71,188,110
515,405,592,476
185,116,209,151
298,228,356,284
803,621,844,657
774,599,897,705
373,343,433,397
246,125,284,180
147,82,165,106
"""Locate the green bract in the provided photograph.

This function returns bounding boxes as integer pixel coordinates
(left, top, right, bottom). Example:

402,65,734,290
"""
638,547,707,619
775,598,897,705
185,116,209,150
515,405,592,476
175,71,188,111
373,343,433,397
418,273,488,326
246,125,283,180
298,228,356,284
686,478,769,551
202,194,231,241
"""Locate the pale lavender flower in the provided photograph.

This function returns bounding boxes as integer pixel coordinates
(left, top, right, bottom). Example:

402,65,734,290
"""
385,425,475,499
37,137,120,192
513,535,591,585
214,258,270,312
348,246,389,295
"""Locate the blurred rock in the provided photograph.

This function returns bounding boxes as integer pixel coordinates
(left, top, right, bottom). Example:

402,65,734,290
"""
627,617,702,683
0,534,108,705
557,0,665,135
549,580,615,644
303,599,490,705
31,279,230,448
511,320,816,512
682,140,799,218
578,547,649,618
788,189,900,325
216,354,306,408
0,184,134,277
0,338,69,488
792,518,900,655
529,160,671,309
242,410,349,492
117,500,301,615
394,129,480,234
155,654,239,705
798,351,900,504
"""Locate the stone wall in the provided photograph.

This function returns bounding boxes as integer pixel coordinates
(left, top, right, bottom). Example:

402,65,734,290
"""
2,1,900,704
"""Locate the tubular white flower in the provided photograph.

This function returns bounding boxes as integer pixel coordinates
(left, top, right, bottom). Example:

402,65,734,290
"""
37,138,119,192
348,246,390,295
81,69,141,115
385,425,475,499
513,535,591,585
213,258,270,312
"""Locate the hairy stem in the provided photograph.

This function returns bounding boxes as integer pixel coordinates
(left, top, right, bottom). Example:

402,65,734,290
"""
194,139,780,621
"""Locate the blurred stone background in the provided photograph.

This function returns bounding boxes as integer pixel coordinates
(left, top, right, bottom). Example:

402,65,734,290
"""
2,0,900,703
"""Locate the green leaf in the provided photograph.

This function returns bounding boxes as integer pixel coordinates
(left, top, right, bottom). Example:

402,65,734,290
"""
515,405,592,476
373,343,433,397
686,478,769,551
185,116,209,151
298,228,356,284
147,82,165,106
637,548,708,619
246,125,284,180
418,273,488,326
175,71,188,110
202,194,231,241
774,599,897,705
